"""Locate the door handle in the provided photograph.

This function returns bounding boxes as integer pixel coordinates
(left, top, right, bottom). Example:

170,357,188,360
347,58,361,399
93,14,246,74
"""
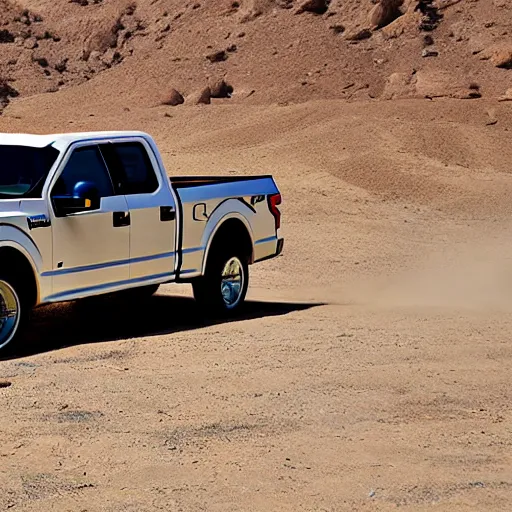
160,206,176,221
113,211,130,227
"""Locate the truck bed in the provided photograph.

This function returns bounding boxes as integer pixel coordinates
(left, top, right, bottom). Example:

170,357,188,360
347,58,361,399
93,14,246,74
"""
170,174,281,279
170,175,274,188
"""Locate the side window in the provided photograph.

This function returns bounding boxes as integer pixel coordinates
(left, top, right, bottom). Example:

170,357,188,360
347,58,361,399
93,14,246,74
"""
112,142,159,195
51,146,114,198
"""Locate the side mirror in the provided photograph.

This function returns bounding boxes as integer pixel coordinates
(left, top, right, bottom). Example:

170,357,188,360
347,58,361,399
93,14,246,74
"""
53,181,100,217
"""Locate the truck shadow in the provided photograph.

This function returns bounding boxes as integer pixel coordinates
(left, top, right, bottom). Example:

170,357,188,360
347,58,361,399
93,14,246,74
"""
6,294,324,360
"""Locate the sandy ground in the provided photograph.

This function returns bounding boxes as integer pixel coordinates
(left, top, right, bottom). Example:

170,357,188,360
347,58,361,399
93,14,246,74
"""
0,98,512,510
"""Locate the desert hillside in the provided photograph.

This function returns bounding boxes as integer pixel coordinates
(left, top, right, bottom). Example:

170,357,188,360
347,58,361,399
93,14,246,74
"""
1,0,511,112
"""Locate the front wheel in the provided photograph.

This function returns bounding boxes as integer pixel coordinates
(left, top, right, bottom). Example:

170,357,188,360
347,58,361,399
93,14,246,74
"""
0,274,27,356
192,249,249,315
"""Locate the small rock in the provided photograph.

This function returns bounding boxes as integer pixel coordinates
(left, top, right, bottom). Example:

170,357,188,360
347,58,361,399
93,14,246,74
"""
34,57,49,67
451,88,482,99
206,50,227,63
345,28,372,41
329,24,345,34
486,108,497,125
161,88,184,106
88,50,102,61
24,37,38,49
422,48,439,57
423,34,434,46
0,381,12,388
55,59,68,73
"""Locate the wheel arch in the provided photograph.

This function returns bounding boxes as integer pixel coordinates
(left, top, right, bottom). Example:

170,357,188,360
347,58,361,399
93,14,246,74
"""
0,245,39,307
201,214,254,275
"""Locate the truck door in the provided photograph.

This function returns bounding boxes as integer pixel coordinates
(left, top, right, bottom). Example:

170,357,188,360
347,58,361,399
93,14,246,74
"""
99,140,177,281
47,144,130,299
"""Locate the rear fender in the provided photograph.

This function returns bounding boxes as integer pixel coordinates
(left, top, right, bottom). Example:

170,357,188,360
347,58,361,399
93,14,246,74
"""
200,199,255,275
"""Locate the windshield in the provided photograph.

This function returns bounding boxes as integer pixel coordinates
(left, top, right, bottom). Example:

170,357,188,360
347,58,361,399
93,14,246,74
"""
0,144,60,198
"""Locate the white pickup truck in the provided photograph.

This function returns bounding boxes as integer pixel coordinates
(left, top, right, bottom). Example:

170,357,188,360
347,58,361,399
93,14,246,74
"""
0,131,283,354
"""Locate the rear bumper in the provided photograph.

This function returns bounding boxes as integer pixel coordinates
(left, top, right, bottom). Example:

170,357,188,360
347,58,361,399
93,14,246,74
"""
254,237,284,264
276,238,284,256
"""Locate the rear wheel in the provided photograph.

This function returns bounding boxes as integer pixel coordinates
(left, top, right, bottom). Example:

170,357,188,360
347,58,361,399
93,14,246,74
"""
193,248,249,315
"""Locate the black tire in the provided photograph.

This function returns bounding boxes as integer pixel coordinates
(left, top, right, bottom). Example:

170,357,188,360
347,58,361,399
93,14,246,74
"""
0,270,30,357
193,247,249,315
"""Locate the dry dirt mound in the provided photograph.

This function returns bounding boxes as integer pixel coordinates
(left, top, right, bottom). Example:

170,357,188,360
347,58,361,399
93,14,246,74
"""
0,0,511,112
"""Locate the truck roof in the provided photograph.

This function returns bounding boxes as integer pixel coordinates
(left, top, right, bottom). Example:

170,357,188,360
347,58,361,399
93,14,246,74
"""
0,131,151,149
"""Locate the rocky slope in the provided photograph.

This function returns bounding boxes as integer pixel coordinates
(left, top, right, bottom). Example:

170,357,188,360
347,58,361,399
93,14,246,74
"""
0,0,511,111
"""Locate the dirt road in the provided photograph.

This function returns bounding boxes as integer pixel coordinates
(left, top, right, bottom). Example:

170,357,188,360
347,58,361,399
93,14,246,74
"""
0,99,511,511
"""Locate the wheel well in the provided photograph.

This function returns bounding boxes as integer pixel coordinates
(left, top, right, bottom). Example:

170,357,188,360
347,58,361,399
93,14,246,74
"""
0,247,38,307
207,218,253,265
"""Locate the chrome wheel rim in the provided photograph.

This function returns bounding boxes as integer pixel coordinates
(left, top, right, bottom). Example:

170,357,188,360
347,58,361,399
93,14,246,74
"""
0,280,20,350
220,257,244,309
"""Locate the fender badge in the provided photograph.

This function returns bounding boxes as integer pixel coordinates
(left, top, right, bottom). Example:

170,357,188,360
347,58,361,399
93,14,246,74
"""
27,214,51,230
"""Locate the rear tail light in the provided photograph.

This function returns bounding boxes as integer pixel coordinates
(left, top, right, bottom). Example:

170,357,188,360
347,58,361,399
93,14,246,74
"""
268,193,282,230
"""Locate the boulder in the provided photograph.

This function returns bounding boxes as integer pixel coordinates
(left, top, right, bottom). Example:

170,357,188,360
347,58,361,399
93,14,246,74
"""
368,0,403,30
381,72,416,100
490,46,512,68
239,0,279,21
161,88,184,106
209,78,233,98
481,43,512,68
84,23,119,60
381,9,420,38
187,86,211,105
296,0,330,15
381,70,482,100
414,70,457,98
